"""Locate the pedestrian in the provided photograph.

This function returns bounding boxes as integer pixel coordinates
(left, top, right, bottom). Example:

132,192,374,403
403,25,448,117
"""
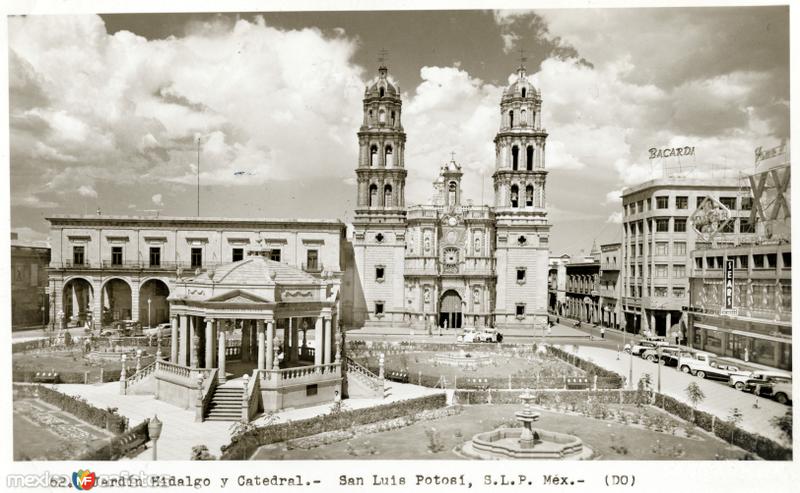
600,327,605,339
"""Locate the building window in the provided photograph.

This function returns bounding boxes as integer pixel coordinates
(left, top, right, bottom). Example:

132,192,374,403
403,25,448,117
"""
739,217,755,233
111,246,123,266
673,242,686,256
306,249,319,271
696,196,706,208
375,302,384,316
72,246,85,266
676,196,688,209
525,185,534,207
232,248,244,262
721,220,735,233
306,384,318,396
720,197,736,209
516,268,526,284
738,255,749,269
674,218,687,232
526,146,534,170
375,265,385,282
673,264,686,278
637,200,644,213
149,247,161,267
656,196,669,209
637,243,643,256
369,184,378,206
672,287,685,298
191,248,202,268
655,219,669,232
766,253,777,268
511,146,519,170
782,252,791,268
654,287,668,297
384,184,393,207
695,257,703,269
655,242,668,256
515,304,526,318
269,249,281,262
655,264,668,278
510,184,519,207
740,197,753,210
370,145,378,167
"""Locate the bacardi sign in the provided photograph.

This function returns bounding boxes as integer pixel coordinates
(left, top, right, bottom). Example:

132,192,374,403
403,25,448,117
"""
649,146,695,159
754,141,786,164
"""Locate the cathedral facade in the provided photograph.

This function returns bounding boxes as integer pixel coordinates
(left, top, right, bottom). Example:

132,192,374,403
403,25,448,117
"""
351,62,551,331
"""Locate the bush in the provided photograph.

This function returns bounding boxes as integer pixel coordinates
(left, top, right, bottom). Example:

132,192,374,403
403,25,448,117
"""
20,384,128,433
220,393,447,460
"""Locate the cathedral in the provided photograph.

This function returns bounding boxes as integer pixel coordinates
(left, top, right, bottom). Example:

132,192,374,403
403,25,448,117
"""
351,61,551,331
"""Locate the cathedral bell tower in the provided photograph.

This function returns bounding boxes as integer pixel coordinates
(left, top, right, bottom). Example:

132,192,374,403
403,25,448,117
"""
351,61,408,327
491,61,551,331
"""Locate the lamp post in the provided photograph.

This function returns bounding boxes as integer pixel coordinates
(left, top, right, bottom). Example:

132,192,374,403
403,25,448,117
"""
147,298,152,330
148,415,163,460
657,344,662,395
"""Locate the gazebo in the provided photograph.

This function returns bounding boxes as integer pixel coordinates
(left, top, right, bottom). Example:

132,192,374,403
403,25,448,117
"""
154,245,343,418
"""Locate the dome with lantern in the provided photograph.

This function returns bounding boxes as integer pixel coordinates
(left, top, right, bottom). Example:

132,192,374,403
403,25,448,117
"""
502,64,540,102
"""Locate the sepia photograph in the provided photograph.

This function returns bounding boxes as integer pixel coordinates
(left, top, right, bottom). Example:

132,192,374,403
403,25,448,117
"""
3,0,794,491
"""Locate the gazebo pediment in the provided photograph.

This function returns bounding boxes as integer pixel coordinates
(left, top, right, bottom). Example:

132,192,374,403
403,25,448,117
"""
205,289,272,304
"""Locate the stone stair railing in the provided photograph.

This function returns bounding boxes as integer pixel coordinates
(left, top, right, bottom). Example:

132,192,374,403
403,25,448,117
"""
122,361,157,394
345,357,383,393
243,371,261,422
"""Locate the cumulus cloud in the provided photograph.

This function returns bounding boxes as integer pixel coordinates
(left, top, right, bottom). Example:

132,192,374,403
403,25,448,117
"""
152,194,163,207
604,190,623,204
606,211,623,224
78,185,98,198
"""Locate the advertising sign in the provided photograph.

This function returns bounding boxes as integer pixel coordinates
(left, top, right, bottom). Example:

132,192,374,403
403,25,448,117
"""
720,259,737,316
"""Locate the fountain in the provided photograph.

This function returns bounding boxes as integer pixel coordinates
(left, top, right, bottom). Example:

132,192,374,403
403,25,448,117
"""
461,389,592,460
432,348,493,370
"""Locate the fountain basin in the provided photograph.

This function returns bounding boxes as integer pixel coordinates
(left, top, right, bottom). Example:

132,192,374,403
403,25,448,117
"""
463,428,589,460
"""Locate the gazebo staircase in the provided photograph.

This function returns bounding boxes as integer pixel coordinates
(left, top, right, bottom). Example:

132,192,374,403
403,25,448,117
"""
205,381,243,421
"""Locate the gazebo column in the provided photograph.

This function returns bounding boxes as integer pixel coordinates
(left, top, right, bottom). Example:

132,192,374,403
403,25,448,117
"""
285,318,293,363
189,317,198,368
205,318,215,369
290,318,299,362
170,314,178,363
179,315,188,366
241,320,251,362
324,317,332,365
218,330,227,383
266,320,275,370
314,317,323,366
257,320,266,370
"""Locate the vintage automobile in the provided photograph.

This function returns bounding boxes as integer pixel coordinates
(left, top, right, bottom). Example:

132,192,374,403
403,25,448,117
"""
728,370,792,392
768,377,792,405
626,338,670,357
679,353,740,380
143,322,172,338
640,346,681,364
476,328,504,343
456,328,479,343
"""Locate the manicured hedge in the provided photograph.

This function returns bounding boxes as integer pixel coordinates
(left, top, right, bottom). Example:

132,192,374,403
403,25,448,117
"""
651,393,791,461
220,393,447,460
12,338,57,353
546,345,624,381
16,384,129,433
454,389,638,406
13,368,127,384
78,420,150,460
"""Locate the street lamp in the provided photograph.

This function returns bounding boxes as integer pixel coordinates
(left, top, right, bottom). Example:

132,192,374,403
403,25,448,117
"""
148,415,163,460
147,298,152,330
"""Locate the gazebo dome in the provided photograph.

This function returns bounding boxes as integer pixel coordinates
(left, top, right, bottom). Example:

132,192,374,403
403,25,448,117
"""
192,256,319,286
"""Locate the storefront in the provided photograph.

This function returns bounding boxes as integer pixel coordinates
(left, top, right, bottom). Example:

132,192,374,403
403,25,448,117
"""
689,313,792,370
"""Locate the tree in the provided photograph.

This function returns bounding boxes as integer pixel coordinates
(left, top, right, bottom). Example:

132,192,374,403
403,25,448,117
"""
727,407,744,442
685,382,705,423
636,373,653,407
770,410,792,443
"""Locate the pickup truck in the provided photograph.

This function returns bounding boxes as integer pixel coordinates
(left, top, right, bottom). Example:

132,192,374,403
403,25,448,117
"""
678,353,740,381
728,370,792,392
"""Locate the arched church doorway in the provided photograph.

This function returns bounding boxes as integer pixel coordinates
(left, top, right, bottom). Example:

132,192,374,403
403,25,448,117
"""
439,290,462,329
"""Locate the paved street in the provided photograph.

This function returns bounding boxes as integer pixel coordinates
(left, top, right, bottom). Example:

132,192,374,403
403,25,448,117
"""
53,380,442,460
557,344,790,444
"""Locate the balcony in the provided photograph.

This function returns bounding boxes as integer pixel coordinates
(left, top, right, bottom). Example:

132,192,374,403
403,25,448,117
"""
52,260,219,271
302,262,324,273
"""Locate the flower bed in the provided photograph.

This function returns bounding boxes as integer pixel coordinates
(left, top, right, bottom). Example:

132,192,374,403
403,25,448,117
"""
78,419,151,460
221,393,447,460
14,384,128,433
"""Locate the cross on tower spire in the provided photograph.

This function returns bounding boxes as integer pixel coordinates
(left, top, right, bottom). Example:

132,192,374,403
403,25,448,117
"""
378,48,389,68
450,151,456,162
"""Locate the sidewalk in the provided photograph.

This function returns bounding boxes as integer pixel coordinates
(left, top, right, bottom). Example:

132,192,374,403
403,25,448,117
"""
53,380,443,460
346,324,589,339
557,345,790,444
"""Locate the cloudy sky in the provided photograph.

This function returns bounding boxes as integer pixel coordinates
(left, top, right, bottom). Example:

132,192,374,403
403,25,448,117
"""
8,6,789,256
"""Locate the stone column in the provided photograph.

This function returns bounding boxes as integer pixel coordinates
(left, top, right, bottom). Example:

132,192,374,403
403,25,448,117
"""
218,330,227,383
241,320,251,363
314,317,323,366
179,315,188,366
189,316,198,366
170,314,179,363
324,317,332,365
291,318,299,362
286,318,293,363
257,320,266,370
266,320,275,370
204,318,214,368
191,332,200,369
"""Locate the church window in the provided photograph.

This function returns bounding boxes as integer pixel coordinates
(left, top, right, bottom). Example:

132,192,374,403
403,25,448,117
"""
521,109,527,125
385,145,393,167
370,145,378,167
269,249,281,262
384,184,393,207
518,235,527,246
375,232,385,243
522,87,527,98
517,267,527,284
526,145,534,170
375,301,384,315
512,146,519,170
509,110,514,128
525,185,534,207
515,304,526,317
379,87,385,97
448,181,457,205
368,110,373,123
369,184,378,206
375,266,385,282
232,248,244,262
379,109,386,123
474,232,482,254
391,111,396,126
510,184,519,208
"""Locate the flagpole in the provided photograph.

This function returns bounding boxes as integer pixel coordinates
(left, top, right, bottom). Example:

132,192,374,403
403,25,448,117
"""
196,137,200,217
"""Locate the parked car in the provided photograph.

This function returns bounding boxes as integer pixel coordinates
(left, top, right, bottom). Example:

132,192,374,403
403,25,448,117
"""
477,328,503,343
728,370,792,392
144,322,172,338
679,353,740,380
767,377,792,405
659,349,699,367
457,328,479,343
102,320,142,337
627,339,670,357
640,346,680,364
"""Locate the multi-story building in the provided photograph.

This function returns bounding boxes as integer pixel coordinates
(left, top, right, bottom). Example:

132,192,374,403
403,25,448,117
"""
11,233,51,328
352,61,551,331
548,254,570,315
598,242,622,330
685,151,791,370
564,255,600,324
45,215,347,329
620,178,755,336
